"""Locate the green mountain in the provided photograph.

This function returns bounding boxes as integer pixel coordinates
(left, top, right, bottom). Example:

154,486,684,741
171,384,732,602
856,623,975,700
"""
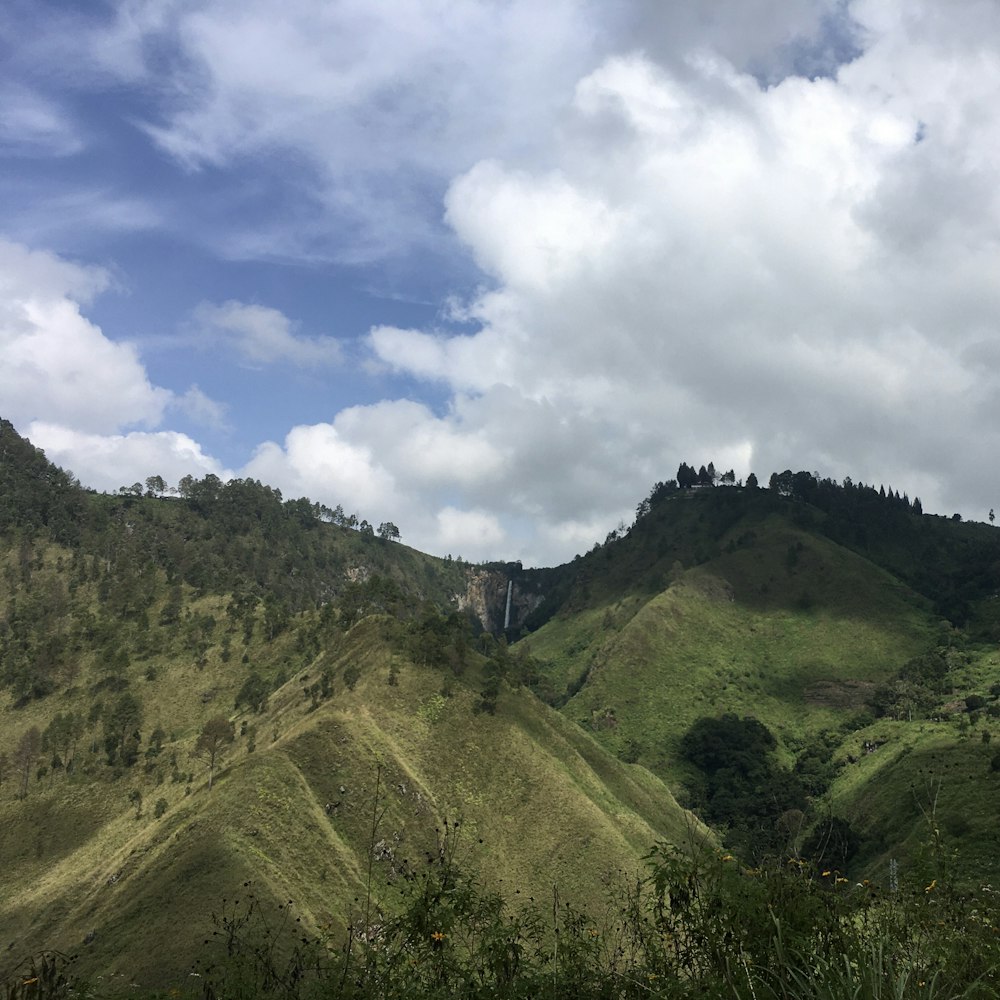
0,422,702,987
516,479,1000,873
3,421,1000,990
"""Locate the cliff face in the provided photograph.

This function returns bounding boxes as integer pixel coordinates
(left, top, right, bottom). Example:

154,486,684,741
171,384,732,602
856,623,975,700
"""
457,566,544,634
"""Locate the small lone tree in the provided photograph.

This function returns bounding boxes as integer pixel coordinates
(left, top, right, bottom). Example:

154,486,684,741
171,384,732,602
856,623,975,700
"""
377,521,401,541
195,716,235,790
14,727,41,800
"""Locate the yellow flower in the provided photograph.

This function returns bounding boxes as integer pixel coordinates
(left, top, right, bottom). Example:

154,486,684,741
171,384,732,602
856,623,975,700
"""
836,877,849,884
822,870,832,877
721,854,735,862
431,931,446,941
925,880,937,893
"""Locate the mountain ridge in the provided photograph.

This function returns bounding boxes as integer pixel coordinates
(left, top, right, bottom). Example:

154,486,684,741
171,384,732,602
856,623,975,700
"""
3,419,1000,987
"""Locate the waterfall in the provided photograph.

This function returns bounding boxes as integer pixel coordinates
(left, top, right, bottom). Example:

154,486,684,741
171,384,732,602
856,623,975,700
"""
503,579,513,630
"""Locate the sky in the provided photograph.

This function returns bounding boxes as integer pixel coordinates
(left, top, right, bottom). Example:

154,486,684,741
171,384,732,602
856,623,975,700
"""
2,0,999,566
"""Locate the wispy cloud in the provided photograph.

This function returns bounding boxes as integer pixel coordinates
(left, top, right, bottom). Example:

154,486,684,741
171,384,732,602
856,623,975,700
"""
195,300,343,367
0,85,84,156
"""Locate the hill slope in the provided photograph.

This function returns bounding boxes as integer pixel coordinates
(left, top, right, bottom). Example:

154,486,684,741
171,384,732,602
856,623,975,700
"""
5,423,1000,985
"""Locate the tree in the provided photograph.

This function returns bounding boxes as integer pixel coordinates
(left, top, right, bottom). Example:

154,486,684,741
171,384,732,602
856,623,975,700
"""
105,693,143,766
676,463,697,489
377,521,401,541
14,727,41,799
235,672,270,713
991,509,996,525
195,716,235,790
145,475,167,497
746,472,759,489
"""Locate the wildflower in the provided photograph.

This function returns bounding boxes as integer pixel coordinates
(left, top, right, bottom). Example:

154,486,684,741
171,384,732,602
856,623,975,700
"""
721,854,735,862
822,870,832,877
925,879,937,893
836,877,848,884
431,931,446,942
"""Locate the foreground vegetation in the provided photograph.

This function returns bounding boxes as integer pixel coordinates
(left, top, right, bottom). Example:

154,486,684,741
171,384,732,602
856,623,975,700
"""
8,826,1000,999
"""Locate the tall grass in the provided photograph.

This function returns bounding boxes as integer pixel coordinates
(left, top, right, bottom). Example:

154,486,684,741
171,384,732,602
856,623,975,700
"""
9,830,999,999
186,833,1000,1000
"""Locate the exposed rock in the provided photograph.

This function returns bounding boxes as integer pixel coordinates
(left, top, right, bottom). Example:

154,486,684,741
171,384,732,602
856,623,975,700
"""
456,566,544,634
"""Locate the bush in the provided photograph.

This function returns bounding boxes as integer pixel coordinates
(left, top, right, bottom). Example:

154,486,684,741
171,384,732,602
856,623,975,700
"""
196,839,1000,1000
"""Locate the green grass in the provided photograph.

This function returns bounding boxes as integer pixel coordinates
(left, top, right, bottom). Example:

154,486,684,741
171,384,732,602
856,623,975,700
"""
0,611,702,990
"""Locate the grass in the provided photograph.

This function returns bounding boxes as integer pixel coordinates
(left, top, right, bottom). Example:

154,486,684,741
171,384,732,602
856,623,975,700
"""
0,611,702,991
525,514,935,792
3,480,999,990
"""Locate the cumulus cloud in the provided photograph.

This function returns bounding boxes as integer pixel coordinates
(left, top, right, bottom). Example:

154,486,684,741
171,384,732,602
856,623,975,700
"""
352,9,1000,557
0,240,240,505
195,300,343,367
27,423,231,494
0,240,170,434
6,1,1000,565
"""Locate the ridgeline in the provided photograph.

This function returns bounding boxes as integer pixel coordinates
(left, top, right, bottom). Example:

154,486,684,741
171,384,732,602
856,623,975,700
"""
2,421,1000,993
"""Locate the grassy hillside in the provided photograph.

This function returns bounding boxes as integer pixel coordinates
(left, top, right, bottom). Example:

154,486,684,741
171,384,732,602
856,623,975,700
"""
0,598,703,988
528,499,934,763
519,486,1000,875
6,422,1000,990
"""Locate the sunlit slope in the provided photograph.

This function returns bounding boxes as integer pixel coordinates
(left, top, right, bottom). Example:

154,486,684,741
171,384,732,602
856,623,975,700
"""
823,642,1000,881
527,513,936,786
0,619,703,988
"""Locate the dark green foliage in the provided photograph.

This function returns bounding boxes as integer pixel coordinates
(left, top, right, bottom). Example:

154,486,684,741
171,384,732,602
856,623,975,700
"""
801,814,861,870
793,732,842,796
336,576,409,629
194,841,1000,1000
0,420,83,544
680,714,806,860
404,608,475,673
235,673,270,713
104,692,143,766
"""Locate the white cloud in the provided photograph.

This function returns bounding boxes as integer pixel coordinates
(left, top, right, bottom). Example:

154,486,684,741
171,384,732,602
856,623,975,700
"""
348,12,1000,558
435,507,505,554
7,1,1000,565
173,385,229,430
0,85,84,156
27,422,231,494
195,300,343,366
0,240,170,434
244,422,395,512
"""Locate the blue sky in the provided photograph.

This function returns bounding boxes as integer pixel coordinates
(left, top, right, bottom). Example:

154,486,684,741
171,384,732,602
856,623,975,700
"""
3,0,1000,565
